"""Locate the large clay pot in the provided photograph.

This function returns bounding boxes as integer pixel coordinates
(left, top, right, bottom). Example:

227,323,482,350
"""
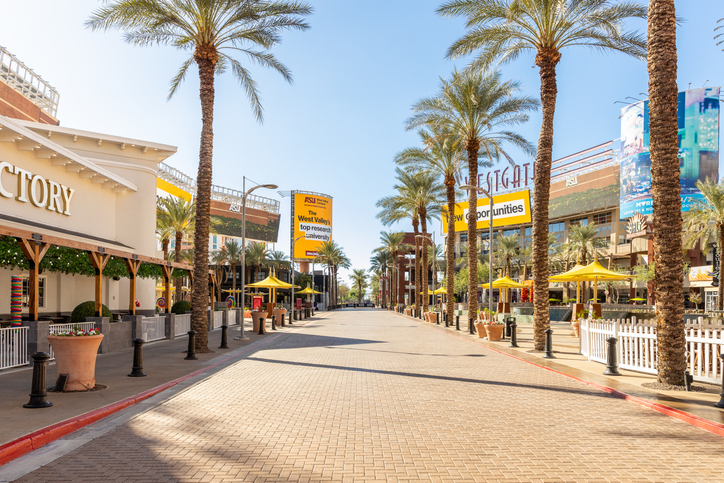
571,321,581,338
474,323,487,338
485,324,504,341
429,313,438,323
48,334,104,391
404,309,411,316
244,310,252,319
251,312,268,333
273,308,286,326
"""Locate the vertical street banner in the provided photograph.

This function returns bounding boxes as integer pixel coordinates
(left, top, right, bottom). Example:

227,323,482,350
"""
292,192,333,259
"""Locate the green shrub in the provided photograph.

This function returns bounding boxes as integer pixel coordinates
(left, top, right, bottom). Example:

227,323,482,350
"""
71,301,111,323
171,300,191,315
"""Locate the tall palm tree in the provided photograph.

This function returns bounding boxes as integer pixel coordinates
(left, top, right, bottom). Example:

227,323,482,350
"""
349,269,369,305
316,241,350,307
370,251,393,307
157,197,195,303
245,242,269,290
375,232,407,307
210,249,227,302
156,223,174,262
566,224,609,265
267,251,291,272
438,0,646,349
221,239,243,305
88,0,312,352
649,0,684,386
407,69,537,325
396,126,464,320
683,179,724,310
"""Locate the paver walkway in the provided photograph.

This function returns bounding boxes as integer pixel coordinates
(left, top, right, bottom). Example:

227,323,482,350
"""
5,309,724,482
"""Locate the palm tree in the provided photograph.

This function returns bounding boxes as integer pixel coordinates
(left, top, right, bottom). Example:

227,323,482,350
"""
396,126,464,320
370,251,393,307
438,0,646,350
316,241,350,307
683,179,724,310
375,232,407,307
267,251,291,272
156,224,174,262
221,239,243,306
566,224,609,265
407,69,537,326
88,0,312,352
349,269,369,305
245,242,269,292
157,197,195,303
209,249,227,302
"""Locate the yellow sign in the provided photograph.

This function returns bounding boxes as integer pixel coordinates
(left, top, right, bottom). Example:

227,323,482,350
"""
442,190,531,233
156,178,192,201
293,193,333,259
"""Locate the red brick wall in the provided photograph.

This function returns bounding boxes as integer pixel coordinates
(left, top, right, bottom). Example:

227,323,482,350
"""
0,81,59,125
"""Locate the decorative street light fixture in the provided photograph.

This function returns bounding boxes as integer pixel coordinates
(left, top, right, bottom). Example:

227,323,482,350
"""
236,176,277,340
460,184,494,335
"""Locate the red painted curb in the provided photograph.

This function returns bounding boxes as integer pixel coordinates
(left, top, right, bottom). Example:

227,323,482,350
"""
406,313,724,438
0,317,325,467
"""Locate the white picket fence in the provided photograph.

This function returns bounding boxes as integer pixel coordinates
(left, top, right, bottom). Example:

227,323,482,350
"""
49,322,97,360
580,317,724,384
0,327,28,370
142,315,166,342
212,311,223,330
175,314,191,338
228,310,237,326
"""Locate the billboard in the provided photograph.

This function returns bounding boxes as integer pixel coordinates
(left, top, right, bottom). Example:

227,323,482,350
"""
209,200,280,243
549,164,620,219
619,88,720,219
292,192,333,259
442,190,531,234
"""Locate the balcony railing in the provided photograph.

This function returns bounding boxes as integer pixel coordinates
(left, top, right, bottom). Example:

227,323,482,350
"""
0,46,59,117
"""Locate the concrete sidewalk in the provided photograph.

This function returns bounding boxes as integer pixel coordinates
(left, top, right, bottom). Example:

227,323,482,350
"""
399,310,724,431
0,314,326,450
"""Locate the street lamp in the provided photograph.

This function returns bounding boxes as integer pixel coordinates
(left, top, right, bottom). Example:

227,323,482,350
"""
237,176,277,340
291,234,305,319
460,184,494,335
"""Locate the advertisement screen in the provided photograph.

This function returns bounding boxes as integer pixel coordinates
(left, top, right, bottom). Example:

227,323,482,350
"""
293,193,333,259
210,200,280,243
619,88,720,219
442,190,531,233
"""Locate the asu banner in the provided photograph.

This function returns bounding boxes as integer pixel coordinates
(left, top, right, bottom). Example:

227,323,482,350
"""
293,192,333,259
442,190,531,233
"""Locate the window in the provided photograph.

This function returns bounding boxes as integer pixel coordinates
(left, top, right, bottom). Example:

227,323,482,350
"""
502,229,519,238
618,224,629,245
524,227,532,237
593,212,612,225
22,277,45,308
523,226,532,247
549,222,565,243
569,217,588,228
460,233,468,243
211,235,218,250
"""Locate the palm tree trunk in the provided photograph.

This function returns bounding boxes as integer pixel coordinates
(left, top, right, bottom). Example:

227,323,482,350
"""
413,218,420,310
719,231,724,310
231,262,237,306
532,49,560,351
162,239,169,261
421,214,429,313
173,232,183,304
466,141,479,321
190,47,217,353
445,178,456,322
649,0,685,385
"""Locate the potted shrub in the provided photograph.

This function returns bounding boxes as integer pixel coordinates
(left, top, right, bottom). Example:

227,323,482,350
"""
48,325,104,391
483,316,504,341
70,301,112,323
171,300,191,315
251,310,268,333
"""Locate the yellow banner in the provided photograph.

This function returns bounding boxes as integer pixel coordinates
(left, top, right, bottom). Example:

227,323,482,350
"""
442,190,531,233
293,193,333,259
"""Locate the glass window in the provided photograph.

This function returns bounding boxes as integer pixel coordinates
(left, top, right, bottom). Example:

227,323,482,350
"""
502,229,519,238
524,227,532,236
460,233,468,243
22,277,45,308
549,222,565,243
569,217,588,227
593,212,612,225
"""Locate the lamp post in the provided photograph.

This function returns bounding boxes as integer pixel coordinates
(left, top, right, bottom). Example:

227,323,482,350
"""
291,235,305,317
236,177,277,340
460,184,494,334
406,257,414,306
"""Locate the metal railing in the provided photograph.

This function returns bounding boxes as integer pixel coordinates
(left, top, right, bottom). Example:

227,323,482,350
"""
175,314,191,338
228,310,237,326
0,327,28,370
212,311,224,330
142,316,166,342
0,45,59,117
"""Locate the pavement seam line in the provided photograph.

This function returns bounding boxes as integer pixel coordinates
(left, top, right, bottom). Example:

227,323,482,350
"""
0,315,322,466
397,311,724,438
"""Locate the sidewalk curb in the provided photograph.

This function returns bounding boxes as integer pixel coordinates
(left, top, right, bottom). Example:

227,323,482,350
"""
400,312,724,438
0,315,325,466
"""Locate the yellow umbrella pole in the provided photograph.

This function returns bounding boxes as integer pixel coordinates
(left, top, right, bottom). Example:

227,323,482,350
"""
576,282,580,304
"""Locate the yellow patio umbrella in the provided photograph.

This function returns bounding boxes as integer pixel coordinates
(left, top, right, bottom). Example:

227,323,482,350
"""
433,286,447,312
549,260,630,304
296,284,322,307
247,273,298,310
548,263,585,303
480,276,525,305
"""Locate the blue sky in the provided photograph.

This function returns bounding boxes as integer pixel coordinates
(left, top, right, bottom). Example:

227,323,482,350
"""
2,1,723,283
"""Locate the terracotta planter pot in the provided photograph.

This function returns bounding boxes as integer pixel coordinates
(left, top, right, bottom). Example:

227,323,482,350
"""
244,310,252,319
474,323,487,338
273,308,286,324
429,313,437,323
404,309,411,316
572,321,580,338
48,334,104,391
485,324,504,341
251,312,268,333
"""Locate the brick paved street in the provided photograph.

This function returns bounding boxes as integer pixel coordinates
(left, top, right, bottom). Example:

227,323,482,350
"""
7,309,724,482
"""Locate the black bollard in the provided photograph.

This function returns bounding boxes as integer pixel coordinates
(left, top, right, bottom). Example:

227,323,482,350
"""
280,313,286,327
24,352,52,408
505,317,516,340
219,325,229,349
715,354,724,408
455,315,460,331
436,312,440,325
185,330,198,360
443,312,448,327
293,309,298,321
128,339,147,377
258,317,266,335
543,329,556,359
602,337,620,375
509,322,519,348
684,370,693,391
271,315,277,331
468,316,476,335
